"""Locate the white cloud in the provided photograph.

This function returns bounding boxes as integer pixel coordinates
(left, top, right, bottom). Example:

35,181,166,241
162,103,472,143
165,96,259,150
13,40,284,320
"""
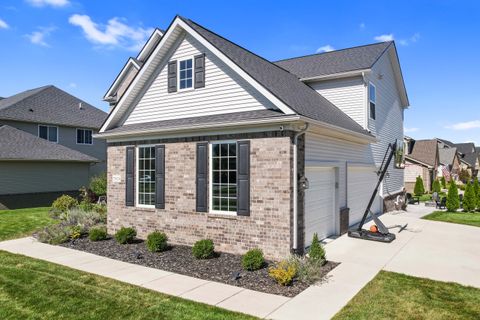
374,34,394,42
316,45,335,53
25,26,55,47
69,14,153,51
446,120,480,130
0,18,8,29
26,0,70,7
404,127,419,133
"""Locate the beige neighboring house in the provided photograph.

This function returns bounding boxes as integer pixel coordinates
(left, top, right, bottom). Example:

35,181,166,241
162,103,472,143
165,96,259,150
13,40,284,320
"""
437,146,461,182
404,139,439,192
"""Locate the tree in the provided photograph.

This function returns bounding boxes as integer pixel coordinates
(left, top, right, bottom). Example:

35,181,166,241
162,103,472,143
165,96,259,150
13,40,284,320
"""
462,181,476,212
446,181,460,212
432,179,441,194
459,169,470,184
473,178,480,211
414,176,425,196
441,176,447,189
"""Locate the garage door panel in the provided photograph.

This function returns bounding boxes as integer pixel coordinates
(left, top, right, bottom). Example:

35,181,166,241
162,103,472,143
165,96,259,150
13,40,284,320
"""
348,166,381,226
304,167,336,245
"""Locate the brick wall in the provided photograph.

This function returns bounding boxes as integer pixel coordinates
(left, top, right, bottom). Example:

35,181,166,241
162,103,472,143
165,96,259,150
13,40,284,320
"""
107,134,293,260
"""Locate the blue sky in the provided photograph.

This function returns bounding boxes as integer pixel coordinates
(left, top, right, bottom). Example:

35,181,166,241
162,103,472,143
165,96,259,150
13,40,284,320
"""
0,0,479,144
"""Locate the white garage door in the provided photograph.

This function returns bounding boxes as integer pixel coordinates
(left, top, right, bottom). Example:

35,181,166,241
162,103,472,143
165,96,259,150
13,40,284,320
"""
348,166,381,226
304,166,336,245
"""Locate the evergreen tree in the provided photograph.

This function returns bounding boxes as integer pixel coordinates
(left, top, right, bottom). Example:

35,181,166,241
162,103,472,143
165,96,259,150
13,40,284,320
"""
462,181,476,212
441,176,447,189
432,179,441,194
446,181,460,212
414,176,425,196
473,178,480,211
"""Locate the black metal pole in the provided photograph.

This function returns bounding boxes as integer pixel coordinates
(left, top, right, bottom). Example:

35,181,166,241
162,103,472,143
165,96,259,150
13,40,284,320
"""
357,141,397,231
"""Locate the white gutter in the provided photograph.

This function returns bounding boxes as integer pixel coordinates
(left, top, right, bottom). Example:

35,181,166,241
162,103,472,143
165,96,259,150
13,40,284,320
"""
300,69,371,82
293,123,308,252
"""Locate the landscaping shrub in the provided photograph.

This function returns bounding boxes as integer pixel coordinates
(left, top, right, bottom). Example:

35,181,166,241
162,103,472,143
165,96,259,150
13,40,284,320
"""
291,255,326,284
37,225,71,245
115,227,137,244
242,249,265,271
51,195,78,214
69,225,83,240
446,182,460,212
463,181,476,212
414,176,425,196
192,239,215,259
63,208,106,228
432,179,441,194
89,226,107,241
441,176,447,189
268,259,297,286
459,169,471,184
308,233,326,262
473,178,480,211
146,231,168,252
458,184,466,191
90,172,107,197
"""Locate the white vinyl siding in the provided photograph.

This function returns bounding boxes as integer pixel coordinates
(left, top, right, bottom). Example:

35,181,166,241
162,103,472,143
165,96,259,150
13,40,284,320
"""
124,34,276,125
366,50,405,195
309,76,366,128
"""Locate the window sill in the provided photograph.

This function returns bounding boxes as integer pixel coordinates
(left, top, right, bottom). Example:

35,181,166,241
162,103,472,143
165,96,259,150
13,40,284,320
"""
133,206,156,213
206,212,239,220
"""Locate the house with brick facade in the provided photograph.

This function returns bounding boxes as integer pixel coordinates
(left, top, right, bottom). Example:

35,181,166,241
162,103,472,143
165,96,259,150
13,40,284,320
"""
404,139,439,193
97,16,408,260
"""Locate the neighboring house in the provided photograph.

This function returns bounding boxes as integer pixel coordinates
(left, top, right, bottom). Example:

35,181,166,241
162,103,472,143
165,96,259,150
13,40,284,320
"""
98,16,408,259
404,139,439,193
0,85,107,209
455,143,479,178
437,147,461,182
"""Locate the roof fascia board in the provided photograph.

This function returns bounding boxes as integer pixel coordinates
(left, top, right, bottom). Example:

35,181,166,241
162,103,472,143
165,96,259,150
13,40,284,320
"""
300,69,371,82
101,17,295,132
137,29,164,61
103,57,141,100
96,115,300,140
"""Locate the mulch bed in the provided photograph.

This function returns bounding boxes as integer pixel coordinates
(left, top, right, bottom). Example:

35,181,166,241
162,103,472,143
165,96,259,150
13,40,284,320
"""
60,237,338,297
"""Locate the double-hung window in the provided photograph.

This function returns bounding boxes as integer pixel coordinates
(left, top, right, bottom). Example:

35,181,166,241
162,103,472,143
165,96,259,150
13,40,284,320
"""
369,82,376,120
77,129,93,145
179,58,193,90
38,125,58,143
137,146,156,206
210,142,237,213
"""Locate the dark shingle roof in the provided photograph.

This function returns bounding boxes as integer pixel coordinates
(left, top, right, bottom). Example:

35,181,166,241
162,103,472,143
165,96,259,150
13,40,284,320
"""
179,17,371,137
0,125,98,162
103,109,291,135
455,142,475,155
438,147,457,166
0,86,107,129
274,42,392,79
407,139,438,166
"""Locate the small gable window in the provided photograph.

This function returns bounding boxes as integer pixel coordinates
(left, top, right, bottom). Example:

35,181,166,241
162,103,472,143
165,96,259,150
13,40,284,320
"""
179,58,193,90
77,129,93,145
369,82,376,120
38,125,58,143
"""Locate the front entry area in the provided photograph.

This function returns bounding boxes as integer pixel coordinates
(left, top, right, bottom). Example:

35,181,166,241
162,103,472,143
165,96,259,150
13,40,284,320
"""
304,166,336,246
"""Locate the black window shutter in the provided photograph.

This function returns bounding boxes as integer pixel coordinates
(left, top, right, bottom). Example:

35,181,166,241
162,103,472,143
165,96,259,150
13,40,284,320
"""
155,145,165,209
196,142,208,212
125,146,135,207
237,141,250,216
168,60,177,93
194,54,205,89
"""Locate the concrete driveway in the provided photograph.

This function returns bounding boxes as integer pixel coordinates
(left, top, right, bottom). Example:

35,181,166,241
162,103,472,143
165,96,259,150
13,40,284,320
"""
270,207,480,320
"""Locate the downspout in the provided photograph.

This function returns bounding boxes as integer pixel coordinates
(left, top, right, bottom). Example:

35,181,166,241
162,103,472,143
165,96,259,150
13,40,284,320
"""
293,123,309,252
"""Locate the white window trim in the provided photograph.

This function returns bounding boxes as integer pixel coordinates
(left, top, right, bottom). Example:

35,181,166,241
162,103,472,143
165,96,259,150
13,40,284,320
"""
208,141,237,216
38,124,58,143
76,128,93,145
136,145,156,209
368,82,376,120
177,56,195,92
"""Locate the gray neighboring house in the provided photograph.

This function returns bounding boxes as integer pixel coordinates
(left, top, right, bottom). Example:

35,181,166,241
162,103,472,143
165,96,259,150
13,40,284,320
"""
0,85,107,209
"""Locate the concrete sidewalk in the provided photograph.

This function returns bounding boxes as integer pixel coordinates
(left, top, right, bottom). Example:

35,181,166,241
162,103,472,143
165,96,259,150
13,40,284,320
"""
0,237,289,319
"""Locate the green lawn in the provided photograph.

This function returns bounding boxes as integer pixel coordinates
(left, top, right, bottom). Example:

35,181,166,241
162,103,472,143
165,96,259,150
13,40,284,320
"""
0,207,54,241
0,250,256,320
334,271,480,320
423,211,480,227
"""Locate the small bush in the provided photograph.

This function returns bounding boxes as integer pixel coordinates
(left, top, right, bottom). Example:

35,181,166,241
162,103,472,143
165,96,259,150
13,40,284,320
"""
69,225,83,240
192,239,215,259
269,260,297,286
89,227,107,241
414,176,425,196
90,172,107,196
441,176,447,189
463,181,476,212
115,227,137,244
37,225,71,245
308,233,326,262
146,231,168,252
51,195,78,213
432,179,441,194
446,182,460,212
291,255,326,284
458,184,466,191
459,169,470,184
242,249,265,271
63,208,106,228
